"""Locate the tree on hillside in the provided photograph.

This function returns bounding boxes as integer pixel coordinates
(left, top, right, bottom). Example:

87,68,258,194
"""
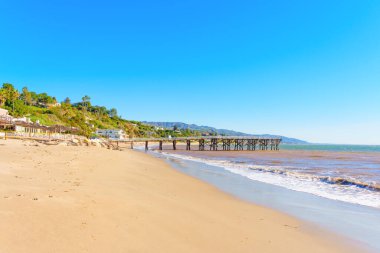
98,106,107,117
82,95,91,110
2,83,19,112
89,105,107,118
10,89,19,112
29,92,38,105
21,87,33,105
63,97,71,105
108,108,118,118
37,93,55,105
0,88,5,106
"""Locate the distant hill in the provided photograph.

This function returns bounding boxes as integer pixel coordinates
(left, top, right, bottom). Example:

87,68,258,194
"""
142,122,308,144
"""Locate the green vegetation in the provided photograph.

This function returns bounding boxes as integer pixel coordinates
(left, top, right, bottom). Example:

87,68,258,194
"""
0,83,201,138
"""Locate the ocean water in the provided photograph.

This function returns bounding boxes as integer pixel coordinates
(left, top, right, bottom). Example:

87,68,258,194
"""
281,144,380,153
142,144,380,252
154,144,380,209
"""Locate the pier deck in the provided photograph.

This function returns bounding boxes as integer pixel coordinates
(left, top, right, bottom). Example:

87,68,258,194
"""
110,136,282,151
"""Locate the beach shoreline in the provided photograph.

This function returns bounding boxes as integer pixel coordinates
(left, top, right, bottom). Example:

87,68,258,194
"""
0,139,366,252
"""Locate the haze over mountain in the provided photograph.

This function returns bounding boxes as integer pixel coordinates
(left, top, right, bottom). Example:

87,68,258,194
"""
143,122,308,144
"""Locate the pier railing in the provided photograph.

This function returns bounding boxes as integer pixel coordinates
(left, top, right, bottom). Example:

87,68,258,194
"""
110,136,282,151
118,136,282,142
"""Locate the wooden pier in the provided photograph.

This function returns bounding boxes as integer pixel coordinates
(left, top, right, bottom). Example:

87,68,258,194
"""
110,136,282,151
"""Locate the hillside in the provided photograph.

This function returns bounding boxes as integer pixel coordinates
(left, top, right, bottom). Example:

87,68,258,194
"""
0,83,171,138
143,122,308,144
0,83,307,143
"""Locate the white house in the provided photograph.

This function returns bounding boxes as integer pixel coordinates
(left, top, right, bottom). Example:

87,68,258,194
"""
12,117,31,124
96,129,126,140
49,102,61,107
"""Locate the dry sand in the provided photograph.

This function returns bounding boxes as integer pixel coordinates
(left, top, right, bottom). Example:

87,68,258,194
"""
0,139,363,253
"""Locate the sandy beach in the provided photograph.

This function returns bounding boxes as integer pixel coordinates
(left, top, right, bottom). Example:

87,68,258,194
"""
0,139,362,253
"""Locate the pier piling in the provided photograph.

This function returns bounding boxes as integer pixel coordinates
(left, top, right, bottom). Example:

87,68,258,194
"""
159,141,163,150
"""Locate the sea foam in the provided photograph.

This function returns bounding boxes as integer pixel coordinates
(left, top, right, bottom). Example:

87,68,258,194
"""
154,151,380,209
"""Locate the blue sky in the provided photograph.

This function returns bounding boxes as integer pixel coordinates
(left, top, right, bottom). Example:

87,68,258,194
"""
1,0,380,144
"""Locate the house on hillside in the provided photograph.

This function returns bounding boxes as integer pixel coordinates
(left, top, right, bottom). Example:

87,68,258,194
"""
96,129,126,140
48,102,61,107
12,117,31,124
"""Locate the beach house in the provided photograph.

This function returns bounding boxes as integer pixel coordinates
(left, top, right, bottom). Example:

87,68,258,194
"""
14,123,48,134
96,129,126,140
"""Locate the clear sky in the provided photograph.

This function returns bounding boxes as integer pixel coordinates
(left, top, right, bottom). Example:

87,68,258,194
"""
1,0,380,144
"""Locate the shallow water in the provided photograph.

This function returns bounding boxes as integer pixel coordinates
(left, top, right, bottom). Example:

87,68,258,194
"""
158,146,380,209
146,149,380,252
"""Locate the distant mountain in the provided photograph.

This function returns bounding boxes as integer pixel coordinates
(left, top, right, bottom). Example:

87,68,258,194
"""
142,122,308,144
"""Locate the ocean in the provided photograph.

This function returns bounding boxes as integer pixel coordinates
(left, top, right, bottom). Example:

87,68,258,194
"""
281,144,380,152
142,144,380,252
156,144,380,208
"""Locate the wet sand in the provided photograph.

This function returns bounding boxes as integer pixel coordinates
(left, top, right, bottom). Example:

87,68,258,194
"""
0,139,363,253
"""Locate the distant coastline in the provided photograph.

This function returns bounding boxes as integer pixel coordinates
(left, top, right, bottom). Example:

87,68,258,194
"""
143,121,308,144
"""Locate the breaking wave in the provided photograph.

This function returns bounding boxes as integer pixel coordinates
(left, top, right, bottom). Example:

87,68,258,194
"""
154,151,380,208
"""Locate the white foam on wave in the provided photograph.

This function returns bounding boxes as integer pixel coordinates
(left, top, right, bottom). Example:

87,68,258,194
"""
154,151,380,209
